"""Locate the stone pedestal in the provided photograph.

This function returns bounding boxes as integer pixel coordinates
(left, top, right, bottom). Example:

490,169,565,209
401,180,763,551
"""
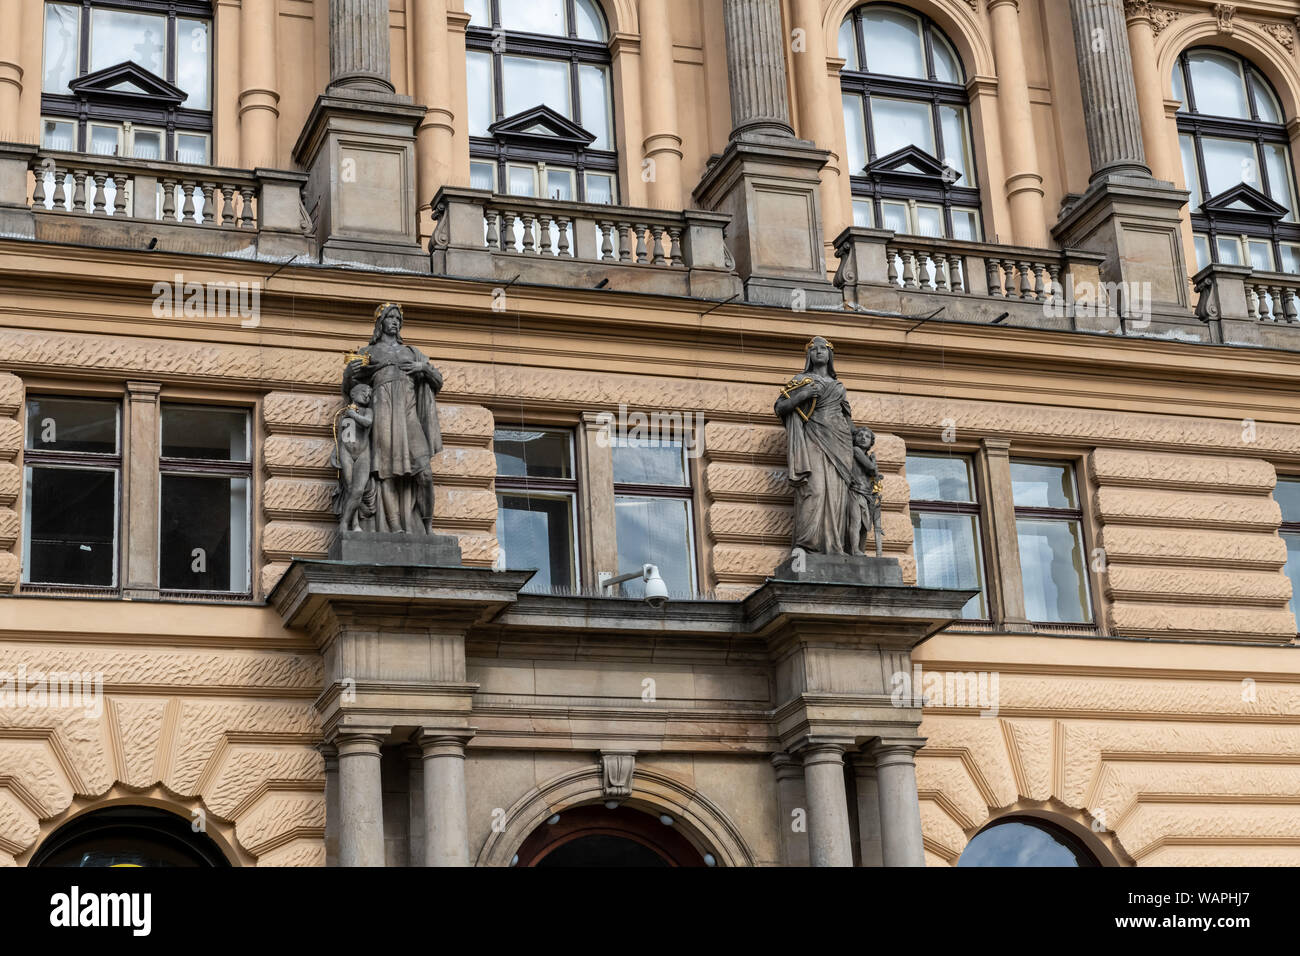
293,92,427,271
329,531,463,566
773,553,903,586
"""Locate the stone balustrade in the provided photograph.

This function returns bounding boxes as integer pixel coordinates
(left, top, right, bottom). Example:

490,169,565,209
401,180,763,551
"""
430,186,743,300
836,227,1103,325
0,142,312,260
1194,263,1300,347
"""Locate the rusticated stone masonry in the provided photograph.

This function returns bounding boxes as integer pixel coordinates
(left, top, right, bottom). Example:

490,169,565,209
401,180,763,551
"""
0,374,20,592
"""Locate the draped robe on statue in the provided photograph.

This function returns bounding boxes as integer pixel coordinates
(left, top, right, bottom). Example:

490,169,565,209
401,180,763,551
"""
343,340,442,533
779,374,855,554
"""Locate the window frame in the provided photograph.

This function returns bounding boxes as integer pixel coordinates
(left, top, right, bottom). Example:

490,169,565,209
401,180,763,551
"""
1009,457,1095,627
20,393,123,593
610,437,698,599
839,3,982,240
1276,475,1300,633
156,402,253,597
40,0,214,164
465,0,618,203
1175,47,1300,267
493,425,583,593
906,450,993,622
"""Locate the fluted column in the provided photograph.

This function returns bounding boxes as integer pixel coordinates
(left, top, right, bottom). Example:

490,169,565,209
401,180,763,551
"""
421,733,470,866
639,0,684,208
801,743,854,867
722,0,795,141
1123,1,1175,182
1067,0,1150,180
413,0,455,213
988,0,1047,247
870,738,926,867
337,733,386,867
329,0,396,93
239,0,280,168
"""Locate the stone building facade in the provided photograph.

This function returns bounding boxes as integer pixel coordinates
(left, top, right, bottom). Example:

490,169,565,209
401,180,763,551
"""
1,0,1299,867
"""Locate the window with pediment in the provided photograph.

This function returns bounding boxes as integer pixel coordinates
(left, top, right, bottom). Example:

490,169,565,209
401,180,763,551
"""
838,4,981,241
40,0,212,163
465,0,617,205
1174,48,1300,273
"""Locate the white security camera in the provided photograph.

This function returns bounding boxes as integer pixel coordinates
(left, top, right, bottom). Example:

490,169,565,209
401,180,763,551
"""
600,564,670,608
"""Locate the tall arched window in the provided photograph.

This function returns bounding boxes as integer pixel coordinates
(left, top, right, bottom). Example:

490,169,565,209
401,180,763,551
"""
465,0,617,205
957,817,1100,867
39,0,213,163
838,4,981,241
1174,48,1300,273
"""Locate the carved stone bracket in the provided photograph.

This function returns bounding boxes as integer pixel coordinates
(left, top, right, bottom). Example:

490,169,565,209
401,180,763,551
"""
600,752,636,799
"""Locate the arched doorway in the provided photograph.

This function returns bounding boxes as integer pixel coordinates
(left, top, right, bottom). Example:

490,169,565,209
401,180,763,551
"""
957,816,1100,867
30,806,232,867
513,805,708,867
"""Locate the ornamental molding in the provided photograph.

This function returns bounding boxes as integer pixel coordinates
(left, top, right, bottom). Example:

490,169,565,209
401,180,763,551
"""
1259,20,1296,53
600,751,636,798
1148,5,1183,36
1213,3,1235,35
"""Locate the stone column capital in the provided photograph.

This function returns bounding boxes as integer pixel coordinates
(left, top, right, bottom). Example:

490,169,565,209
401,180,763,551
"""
418,731,473,758
986,0,1020,12
800,742,849,768
868,736,926,767
771,751,804,780
334,732,386,757
317,742,339,770
1122,0,1154,25
980,437,1012,456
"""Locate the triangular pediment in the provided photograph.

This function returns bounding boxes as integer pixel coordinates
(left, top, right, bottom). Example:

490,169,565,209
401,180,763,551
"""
1201,182,1288,222
68,61,188,106
487,105,596,147
864,145,962,185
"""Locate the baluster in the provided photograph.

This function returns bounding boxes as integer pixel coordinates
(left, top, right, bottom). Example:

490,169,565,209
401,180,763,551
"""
1001,259,1017,297
1246,283,1261,321
633,223,648,263
1017,260,1032,299
599,220,614,260
31,164,46,207
650,224,666,266
90,171,106,214
199,183,215,224
485,209,500,249
72,169,87,213
887,247,899,286
617,223,632,262
238,185,256,228
112,172,128,216
536,213,553,254
555,216,572,257
985,258,1001,296
1285,288,1299,323
667,225,683,267
502,210,517,250
1272,285,1286,322
521,212,537,253
948,254,964,293
1032,262,1046,301
180,182,196,223
220,184,236,225
901,248,917,289
1046,264,1061,305
161,178,176,220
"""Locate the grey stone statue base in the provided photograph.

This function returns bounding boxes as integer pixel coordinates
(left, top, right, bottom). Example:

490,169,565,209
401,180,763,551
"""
329,531,463,566
773,553,904,586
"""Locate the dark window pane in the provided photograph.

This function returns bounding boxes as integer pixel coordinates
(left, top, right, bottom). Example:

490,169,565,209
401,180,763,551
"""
495,429,572,479
161,406,248,461
497,492,576,593
614,495,694,597
1276,479,1300,523
958,821,1096,867
1010,461,1078,509
25,397,118,454
612,440,687,486
906,454,974,502
160,475,248,591
24,467,116,586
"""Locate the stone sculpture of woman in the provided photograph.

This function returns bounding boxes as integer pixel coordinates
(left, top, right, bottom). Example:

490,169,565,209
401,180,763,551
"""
774,336,856,556
338,303,444,534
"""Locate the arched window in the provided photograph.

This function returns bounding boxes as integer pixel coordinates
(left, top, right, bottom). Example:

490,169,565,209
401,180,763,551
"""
957,817,1100,867
39,0,213,163
838,4,981,241
1174,48,1300,273
464,0,617,205
31,806,231,867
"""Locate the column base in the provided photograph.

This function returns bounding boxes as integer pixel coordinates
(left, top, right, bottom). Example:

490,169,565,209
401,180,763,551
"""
292,90,428,272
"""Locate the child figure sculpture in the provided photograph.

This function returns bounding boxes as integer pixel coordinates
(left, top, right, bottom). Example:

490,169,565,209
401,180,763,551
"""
848,426,884,558
334,382,375,532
